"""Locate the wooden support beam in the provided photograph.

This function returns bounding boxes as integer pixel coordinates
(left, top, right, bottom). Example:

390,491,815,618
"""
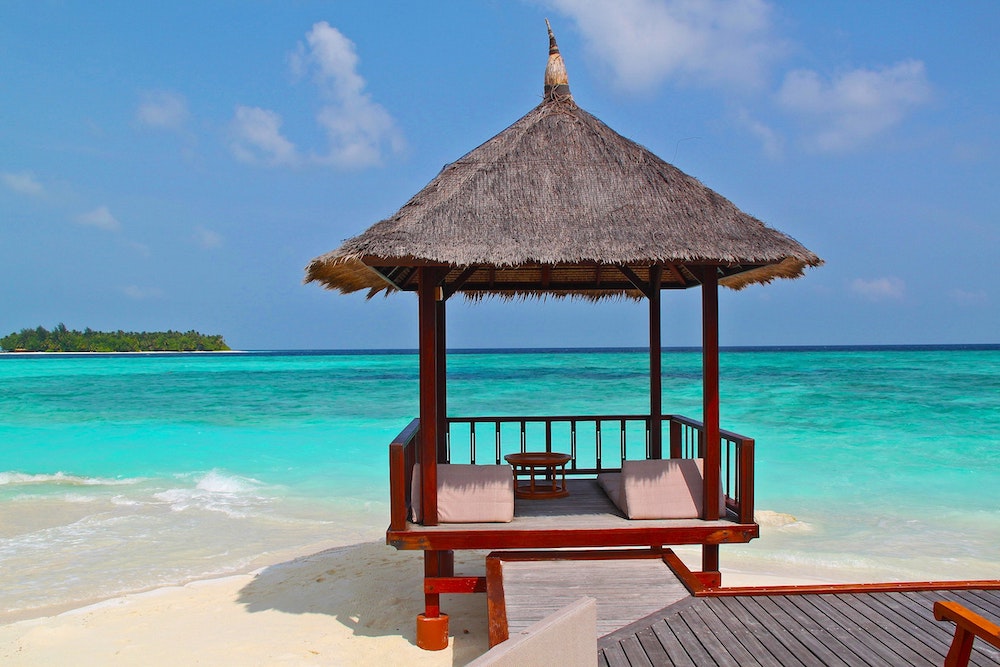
699,267,722,576
617,264,650,296
417,267,448,526
648,265,663,459
424,576,488,594
485,556,508,647
436,291,447,464
700,268,721,522
443,265,478,298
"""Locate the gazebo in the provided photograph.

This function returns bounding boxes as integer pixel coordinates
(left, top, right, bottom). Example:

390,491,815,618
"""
306,23,821,650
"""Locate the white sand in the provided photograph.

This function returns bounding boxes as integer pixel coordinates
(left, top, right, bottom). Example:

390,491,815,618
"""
0,541,830,666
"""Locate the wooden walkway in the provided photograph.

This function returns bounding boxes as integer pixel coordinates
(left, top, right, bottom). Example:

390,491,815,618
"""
499,556,691,637
598,588,1000,666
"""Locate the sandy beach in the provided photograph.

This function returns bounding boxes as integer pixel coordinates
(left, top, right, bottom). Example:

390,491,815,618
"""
0,538,839,666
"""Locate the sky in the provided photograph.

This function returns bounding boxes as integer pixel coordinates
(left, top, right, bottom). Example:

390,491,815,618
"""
2,1,997,350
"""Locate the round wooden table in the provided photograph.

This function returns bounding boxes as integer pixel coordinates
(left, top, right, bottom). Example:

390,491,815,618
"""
504,452,572,499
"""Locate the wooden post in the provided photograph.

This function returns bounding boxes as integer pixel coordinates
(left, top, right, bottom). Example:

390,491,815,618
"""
416,268,451,651
648,265,663,460
417,550,450,650
436,291,448,463
417,266,446,526
700,267,721,576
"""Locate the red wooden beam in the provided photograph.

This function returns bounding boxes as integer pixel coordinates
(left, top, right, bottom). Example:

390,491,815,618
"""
485,556,508,647
703,579,1000,598
387,523,758,551
700,268,721,522
435,294,447,464
417,267,448,525
649,265,663,459
424,576,488,594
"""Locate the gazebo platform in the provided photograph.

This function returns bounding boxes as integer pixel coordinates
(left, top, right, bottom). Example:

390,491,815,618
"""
388,478,757,552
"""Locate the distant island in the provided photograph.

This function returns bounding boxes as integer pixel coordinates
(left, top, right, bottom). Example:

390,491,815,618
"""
0,324,230,353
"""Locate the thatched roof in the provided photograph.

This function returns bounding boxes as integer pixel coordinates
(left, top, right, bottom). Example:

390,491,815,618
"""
306,24,820,300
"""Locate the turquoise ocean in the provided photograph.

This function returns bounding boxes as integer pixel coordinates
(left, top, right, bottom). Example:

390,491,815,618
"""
2,347,998,622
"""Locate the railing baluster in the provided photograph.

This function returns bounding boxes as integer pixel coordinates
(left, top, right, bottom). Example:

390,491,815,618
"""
595,420,602,472
570,420,577,471
469,422,475,465
620,419,626,464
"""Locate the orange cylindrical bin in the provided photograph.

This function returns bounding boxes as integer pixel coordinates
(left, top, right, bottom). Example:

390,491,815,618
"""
416,613,449,651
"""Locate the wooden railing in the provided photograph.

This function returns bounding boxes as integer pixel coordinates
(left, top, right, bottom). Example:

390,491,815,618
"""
388,419,420,531
934,600,1000,667
388,414,755,528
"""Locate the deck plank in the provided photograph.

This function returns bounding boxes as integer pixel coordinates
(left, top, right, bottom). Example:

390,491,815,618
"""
501,557,691,637
783,594,895,667
596,588,1000,666
690,601,763,667
804,594,921,667
634,625,671,666
620,635,655,667
700,598,786,667
710,596,806,667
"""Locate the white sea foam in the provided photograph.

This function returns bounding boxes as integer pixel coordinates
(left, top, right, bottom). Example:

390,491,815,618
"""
153,470,270,518
0,471,143,486
755,509,814,532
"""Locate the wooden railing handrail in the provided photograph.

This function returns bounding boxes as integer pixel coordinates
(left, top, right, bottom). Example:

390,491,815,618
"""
934,600,1000,667
388,419,420,531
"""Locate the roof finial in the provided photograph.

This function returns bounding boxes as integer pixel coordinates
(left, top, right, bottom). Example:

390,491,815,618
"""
544,19,573,103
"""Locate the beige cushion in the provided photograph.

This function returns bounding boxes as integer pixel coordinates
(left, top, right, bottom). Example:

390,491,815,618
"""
410,464,515,523
596,473,622,510
619,458,725,520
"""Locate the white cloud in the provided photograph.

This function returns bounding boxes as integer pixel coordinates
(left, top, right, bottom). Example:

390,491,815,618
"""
949,288,988,306
194,226,223,249
76,205,122,232
777,60,931,152
737,109,783,158
136,90,190,130
1,170,44,196
851,277,905,301
290,21,405,168
545,0,781,92
230,22,404,169
121,285,163,300
230,106,300,166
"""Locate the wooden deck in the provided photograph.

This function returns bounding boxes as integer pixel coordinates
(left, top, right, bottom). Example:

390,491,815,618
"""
598,587,1000,666
499,557,690,637
388,479,757,551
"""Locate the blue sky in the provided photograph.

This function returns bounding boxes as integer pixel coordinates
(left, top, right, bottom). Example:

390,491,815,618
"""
2,1,997,350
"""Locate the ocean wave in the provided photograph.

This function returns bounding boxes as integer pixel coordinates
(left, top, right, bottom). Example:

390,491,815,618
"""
755,509,814,532
0,471,143,487
153,470,270,518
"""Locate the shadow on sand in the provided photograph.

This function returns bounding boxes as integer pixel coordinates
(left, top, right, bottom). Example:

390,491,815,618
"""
236,540,489,664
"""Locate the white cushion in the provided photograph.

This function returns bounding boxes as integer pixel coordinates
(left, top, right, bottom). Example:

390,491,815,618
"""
596,473,622,510
410,464,515,523
619,458,725,520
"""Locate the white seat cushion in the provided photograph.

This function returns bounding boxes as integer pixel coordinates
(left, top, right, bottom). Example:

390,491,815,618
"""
596,472,622,510
410,463,515,523
618,458,725,520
